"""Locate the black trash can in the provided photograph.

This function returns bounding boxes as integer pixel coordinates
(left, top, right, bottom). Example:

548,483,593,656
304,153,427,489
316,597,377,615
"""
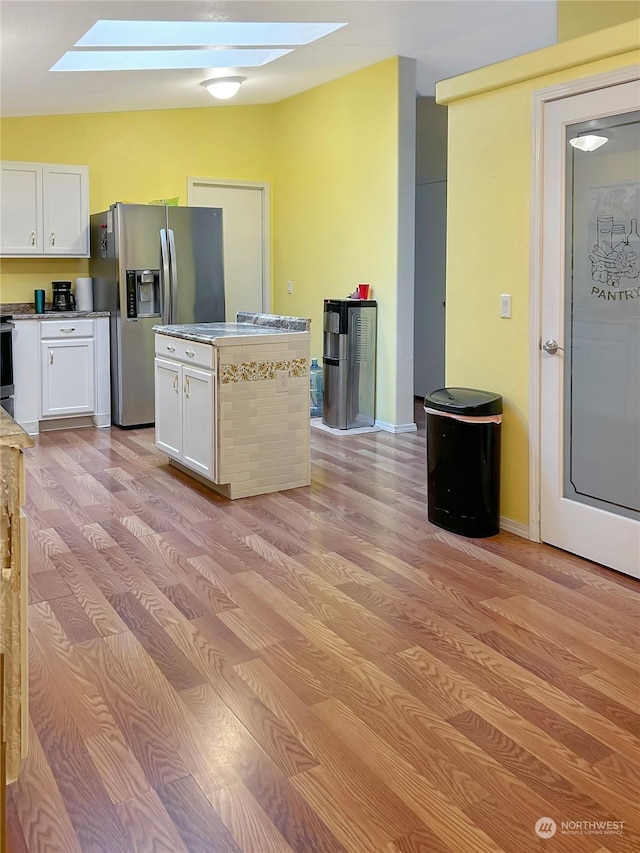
424,387,502,537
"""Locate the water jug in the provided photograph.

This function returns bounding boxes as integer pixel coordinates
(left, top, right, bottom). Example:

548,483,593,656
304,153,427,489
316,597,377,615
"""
310,358,323,418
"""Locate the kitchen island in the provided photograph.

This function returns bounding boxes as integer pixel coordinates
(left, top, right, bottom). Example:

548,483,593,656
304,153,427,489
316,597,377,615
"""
153,313,311,499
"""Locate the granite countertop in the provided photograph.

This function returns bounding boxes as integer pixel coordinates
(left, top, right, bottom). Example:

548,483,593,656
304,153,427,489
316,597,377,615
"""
3,302,109,321
0,409,35,450
236,312,311,331
8,305,109,320
153,321,309,345
12,311,110,320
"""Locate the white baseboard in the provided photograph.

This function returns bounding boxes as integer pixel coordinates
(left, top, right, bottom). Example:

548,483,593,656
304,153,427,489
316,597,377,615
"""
18,420,39,436
500,516,530,539
375,420,418,434
93,413,111,428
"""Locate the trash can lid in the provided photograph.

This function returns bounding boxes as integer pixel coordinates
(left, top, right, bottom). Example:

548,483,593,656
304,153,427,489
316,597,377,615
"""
424,387,503,416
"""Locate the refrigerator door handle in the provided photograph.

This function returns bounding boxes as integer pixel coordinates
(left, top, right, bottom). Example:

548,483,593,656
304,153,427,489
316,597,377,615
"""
168,228,178,325
160,228,170,324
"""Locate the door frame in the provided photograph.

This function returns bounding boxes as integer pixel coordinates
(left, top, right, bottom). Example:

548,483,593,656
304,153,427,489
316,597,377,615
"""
528,65,640,542
187,177,271,314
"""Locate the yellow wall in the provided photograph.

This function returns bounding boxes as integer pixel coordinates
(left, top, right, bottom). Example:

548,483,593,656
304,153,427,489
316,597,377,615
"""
558,0,640,41
272,58,400,424
437,22,640,525
0,64,403,424
0,105,275,302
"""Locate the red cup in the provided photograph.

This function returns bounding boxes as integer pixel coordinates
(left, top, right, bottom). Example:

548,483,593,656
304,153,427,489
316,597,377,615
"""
358,283,370,299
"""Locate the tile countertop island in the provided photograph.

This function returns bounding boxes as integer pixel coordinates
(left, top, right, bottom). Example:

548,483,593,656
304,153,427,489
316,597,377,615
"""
152,313,311,499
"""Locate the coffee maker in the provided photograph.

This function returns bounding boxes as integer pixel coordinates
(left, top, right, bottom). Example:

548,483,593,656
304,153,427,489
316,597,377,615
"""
51,281,76,311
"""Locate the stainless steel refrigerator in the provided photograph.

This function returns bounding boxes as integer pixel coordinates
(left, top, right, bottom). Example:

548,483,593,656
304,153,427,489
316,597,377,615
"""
90,203,224,427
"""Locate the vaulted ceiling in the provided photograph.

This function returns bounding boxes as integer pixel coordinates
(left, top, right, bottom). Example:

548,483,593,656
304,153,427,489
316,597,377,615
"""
0,0,558,117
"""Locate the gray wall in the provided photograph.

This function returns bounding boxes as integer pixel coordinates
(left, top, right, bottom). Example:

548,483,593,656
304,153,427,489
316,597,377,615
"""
414,96,447,398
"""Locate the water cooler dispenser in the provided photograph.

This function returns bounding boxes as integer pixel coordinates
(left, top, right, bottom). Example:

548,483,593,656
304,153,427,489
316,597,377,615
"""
322,298,377,430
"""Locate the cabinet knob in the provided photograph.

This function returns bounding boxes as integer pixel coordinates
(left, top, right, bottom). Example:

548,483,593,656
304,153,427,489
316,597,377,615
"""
51,232,55,246
184,376,190,398
31,231,36,246
186,350,195,358
173,374,178,393
59,327,75,333
50,350,54,365
166,345,176,352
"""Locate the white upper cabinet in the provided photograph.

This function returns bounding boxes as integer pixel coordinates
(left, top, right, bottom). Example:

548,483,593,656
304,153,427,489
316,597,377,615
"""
43,165,89,255
0,163,43,254
0,161,89,257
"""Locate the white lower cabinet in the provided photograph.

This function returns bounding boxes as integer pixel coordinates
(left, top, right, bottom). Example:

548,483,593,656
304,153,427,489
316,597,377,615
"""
41,338,95,416
13,317,110,435
155,358,182,458
154,355,215,480
182,366,214,478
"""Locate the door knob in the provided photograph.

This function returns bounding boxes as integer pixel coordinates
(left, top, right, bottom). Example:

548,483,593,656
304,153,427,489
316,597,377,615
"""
542,339,564,355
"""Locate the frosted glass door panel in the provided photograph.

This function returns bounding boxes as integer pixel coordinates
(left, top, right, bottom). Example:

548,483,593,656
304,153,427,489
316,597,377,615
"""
565,113,640,519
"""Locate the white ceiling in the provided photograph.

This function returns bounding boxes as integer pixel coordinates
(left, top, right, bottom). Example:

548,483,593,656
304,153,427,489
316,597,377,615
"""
0,0,558,118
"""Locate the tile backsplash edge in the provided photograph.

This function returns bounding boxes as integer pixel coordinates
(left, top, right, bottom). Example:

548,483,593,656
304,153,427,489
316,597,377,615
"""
221,357,308,383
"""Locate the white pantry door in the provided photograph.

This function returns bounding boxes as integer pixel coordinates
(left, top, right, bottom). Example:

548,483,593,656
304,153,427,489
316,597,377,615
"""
540,79,640,578
188,179,269,322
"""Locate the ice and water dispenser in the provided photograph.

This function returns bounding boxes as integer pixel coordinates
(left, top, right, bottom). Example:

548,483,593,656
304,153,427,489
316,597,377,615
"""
125,269,161,319
322,298,377,430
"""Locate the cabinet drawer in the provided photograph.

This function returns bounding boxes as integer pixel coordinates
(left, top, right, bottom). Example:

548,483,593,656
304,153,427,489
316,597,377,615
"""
155,334,215,369
40,318,94,339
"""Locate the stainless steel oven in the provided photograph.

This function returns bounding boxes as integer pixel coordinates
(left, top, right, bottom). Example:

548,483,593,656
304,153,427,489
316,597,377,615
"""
0,314,15,418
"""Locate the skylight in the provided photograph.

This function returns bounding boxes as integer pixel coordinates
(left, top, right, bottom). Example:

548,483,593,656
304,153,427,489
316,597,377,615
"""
50,49,291,72
75,20,347,48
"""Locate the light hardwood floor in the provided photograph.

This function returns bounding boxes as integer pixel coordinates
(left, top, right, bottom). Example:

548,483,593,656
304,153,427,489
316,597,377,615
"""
6,408,640,852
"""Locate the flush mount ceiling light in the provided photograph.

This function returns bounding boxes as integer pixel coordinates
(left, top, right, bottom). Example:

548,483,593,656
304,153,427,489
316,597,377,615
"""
201,76,246,100
569,134,609,152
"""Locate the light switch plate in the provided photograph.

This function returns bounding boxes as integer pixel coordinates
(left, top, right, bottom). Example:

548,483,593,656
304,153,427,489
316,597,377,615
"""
500,293,512,318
